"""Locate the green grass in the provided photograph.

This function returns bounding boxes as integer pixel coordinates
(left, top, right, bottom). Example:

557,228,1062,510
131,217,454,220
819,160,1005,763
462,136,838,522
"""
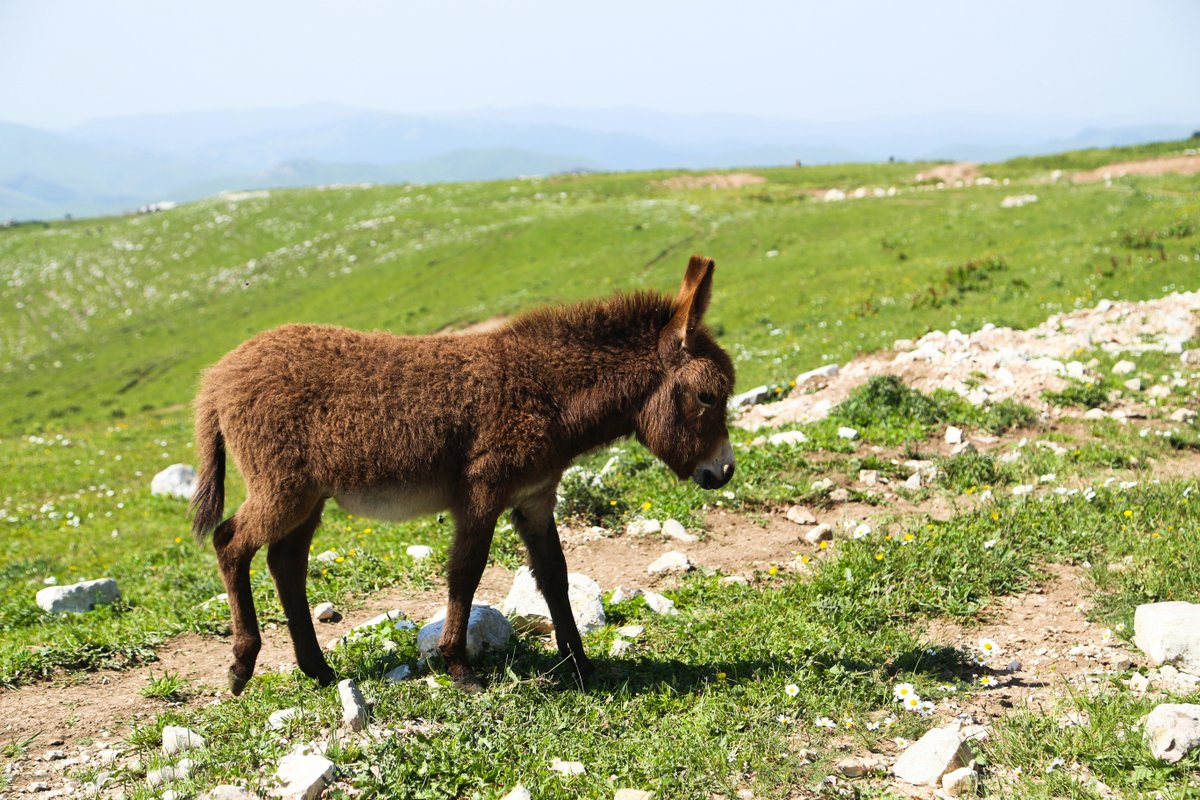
4,138,1200,798
49,479,1195,799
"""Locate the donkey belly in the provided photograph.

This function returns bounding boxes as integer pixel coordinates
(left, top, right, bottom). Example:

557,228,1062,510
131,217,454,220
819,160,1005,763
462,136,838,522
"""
333,486,450,522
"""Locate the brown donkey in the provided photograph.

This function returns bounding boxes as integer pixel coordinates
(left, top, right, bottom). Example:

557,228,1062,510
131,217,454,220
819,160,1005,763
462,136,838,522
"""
191,255,736,695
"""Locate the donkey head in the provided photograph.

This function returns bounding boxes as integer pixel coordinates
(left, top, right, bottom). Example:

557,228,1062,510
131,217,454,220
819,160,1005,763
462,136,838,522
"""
636,255,737,490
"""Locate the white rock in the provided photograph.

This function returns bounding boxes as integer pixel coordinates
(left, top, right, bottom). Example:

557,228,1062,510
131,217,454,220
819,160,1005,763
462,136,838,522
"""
162,789,179,800
268,708,301,730
1134,602,1200,673
147,759,193,786
616,625,644,638
417,603,513,660
338,679,367,731
1143,703,1200,764
1083,407,1108,420
384,664,412,682
837,426,859,440
858,469,878,485
944,425,963,445
804,524,833,545
609,586,641,604
499,786,532,800
610,638,632,657
198,786,256,800
662,519,698,543
719,575,749,586
892,726,972,785
795,363,839,387
1170,407,1197,422
151,464,196,499
614,790,654,800
406,545,433,560
767,430,808,447
785,506,817,525
550,758,586,775
314,550,339,563
731,385,771,407
626,519,662,537
272,752,334,799
1124,378,1143,392
643,591,678,615
647,551,692,575
1129,672,1150,693
501,566,606,635
903,473,922,490
313,602,336,621
942,766,978,796
161,726,205,755
1147,384,1171,399
1112,360,1137,375
836,755,884,777
35,578,120,614
1001,193,1038,208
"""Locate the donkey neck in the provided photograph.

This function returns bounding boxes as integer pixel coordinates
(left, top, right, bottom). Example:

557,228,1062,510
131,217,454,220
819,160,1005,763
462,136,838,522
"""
504,292,672,457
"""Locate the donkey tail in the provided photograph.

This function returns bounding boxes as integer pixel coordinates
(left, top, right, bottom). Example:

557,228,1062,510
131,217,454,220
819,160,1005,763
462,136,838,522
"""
190,401,226,539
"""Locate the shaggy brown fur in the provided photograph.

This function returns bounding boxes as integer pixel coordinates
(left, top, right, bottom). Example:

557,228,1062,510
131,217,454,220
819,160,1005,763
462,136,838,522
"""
191,255,736,694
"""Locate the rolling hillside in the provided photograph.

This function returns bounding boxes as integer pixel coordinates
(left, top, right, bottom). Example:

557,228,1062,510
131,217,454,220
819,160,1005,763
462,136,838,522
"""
0,138,1197,434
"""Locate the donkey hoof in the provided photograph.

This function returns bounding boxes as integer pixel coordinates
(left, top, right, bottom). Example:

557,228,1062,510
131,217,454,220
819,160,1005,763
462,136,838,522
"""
309,665,337,687
227,669,250,696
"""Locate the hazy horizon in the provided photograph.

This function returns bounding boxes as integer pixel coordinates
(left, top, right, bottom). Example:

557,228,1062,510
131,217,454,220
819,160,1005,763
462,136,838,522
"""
2,0,1198,132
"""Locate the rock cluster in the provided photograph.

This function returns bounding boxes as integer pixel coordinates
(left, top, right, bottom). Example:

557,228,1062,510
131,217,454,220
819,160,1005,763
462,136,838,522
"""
738,291,1200,430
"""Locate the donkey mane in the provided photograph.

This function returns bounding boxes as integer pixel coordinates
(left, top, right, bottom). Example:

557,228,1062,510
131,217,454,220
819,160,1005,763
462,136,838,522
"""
505,289,676,344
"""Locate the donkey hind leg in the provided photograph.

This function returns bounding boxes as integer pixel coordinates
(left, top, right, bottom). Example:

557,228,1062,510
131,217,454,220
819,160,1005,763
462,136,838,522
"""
512,489,595,687
213,512,262,696
438,508,499,692
214,494,315,696
267,499,336,687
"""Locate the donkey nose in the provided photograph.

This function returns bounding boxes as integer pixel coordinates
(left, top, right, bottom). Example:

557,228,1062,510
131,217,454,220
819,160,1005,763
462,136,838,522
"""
693,455,735,490
695,463,734,490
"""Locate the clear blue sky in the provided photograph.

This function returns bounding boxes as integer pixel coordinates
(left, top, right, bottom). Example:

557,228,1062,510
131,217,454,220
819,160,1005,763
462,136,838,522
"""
2,0,1198,129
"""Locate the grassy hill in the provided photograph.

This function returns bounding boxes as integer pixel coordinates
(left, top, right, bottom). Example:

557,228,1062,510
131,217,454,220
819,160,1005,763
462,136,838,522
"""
1,138,1197,434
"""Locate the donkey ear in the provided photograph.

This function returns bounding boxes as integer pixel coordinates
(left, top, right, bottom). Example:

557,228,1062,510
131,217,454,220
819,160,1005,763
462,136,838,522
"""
663,255,715,350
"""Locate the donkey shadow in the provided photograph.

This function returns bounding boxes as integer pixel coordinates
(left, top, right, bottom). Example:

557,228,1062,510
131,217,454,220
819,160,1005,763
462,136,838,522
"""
481,641,988,698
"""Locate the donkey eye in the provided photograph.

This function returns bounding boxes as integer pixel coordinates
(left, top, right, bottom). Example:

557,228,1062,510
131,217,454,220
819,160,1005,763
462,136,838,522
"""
697,391,717,408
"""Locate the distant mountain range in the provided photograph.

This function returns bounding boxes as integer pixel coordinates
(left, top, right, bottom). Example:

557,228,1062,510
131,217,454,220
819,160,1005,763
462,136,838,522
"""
0,104,1194,220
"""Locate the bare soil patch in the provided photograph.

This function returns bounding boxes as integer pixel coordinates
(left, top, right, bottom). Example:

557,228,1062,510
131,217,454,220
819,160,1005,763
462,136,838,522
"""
1072,153,1200,183
914,162,980,184
922,564,1140,724
656,173,767,190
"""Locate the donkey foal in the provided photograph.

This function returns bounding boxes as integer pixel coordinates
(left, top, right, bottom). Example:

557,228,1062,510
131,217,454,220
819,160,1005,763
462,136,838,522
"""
191,255,736,695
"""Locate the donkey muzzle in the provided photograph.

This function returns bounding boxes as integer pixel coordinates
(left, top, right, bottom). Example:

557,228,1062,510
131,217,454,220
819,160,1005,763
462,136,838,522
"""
692,439,735,490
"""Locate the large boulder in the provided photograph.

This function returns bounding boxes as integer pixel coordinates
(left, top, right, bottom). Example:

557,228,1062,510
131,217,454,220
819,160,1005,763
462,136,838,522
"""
36,578,120,614
417,603,513,660
151,464,197,499
501,566,605,635
1134,602,1200,673
1143,703,1200,764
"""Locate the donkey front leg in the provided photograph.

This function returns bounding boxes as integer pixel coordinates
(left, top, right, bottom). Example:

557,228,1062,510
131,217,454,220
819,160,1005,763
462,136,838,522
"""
439,507,498,691
267,500,336,687
512,489,595,687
